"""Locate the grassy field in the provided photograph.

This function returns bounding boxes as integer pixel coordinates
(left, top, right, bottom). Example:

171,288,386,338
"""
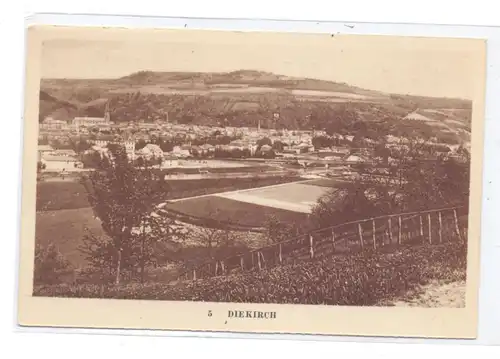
33,241,467,306
161,176,302,201
36,175,302,212
36,181,90,211
300,178,353,188
35,175,304,268
36,207,105,268
164,196,309,228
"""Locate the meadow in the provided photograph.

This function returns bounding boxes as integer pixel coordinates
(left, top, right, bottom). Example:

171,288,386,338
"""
36,207,105,268
159,175,302,200
163,195,309,229
36,181,90,211
34,175,305,268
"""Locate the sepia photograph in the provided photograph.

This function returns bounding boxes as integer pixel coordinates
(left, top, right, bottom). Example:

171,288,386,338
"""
17,26,486,338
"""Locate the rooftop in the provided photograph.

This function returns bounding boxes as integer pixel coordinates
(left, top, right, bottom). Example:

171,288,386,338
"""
38,145,53,151
42,155,79,162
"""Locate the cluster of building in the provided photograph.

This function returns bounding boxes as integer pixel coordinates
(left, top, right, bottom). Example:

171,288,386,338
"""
38,101,327,166
38,99,468,173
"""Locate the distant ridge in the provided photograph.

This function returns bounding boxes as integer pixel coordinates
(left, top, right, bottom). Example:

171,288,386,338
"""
39,69,472,144
42,69,472,105
39,89,109,123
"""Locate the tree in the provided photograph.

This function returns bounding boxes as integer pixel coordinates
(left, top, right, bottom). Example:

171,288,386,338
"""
374,142,390,164
136,139,147,151
312,135,331,149
272,140,285,152
135,156,145,168
131,215,188,283
311,184,377,229
310,137,471,229
81,151,104,169
256,137,272,149
159,139,174,152
189,205,237,262
80,145,178,284
263,214,306,245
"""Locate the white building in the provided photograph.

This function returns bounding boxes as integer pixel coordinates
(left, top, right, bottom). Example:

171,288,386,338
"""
41,155,83,171
136,143,163,160
172,145,191,157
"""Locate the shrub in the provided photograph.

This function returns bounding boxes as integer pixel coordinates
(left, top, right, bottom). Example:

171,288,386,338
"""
34,243,74,285
33,241,466,305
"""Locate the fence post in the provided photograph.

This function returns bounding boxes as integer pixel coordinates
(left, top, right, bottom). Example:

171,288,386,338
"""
257,251,262,270
428,213,432,244
309,235,315,259
419,215,424,241
215,261,219,275
251,252,255,269
358,223,364,250
438,211,443,243
388,217,394,244
398,215,402,245
278,243,283,264
193,268,197,280
372,219,377,250
331,229,336,251
453,209,462,242
240,256,244,271
221,261,226,275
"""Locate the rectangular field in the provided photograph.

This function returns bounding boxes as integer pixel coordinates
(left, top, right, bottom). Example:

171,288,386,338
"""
36,181,90,212
162,180,342,228
164,196,309,228
216,182,332,213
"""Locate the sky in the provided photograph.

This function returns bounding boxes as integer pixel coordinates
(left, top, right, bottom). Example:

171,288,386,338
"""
40,30,485,99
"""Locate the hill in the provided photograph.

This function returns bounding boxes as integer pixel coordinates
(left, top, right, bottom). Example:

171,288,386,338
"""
39,70,472,143
39,89,109,123
38,90,78,122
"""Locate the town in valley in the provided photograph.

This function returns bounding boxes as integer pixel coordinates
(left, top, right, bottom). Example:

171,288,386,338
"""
34,68,472,307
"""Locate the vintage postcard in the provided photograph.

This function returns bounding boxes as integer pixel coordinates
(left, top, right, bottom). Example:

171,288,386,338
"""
18,25,486,339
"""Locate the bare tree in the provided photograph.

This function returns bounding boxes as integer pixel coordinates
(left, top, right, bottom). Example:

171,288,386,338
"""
189,204,237,261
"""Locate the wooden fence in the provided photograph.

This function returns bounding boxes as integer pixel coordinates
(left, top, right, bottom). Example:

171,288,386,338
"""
176,205,468,282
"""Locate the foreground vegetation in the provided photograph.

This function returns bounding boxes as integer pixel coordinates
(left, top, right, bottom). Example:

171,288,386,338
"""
33,241,466,306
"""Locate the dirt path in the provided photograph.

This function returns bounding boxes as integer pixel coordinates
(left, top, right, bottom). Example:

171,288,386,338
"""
388,280,466,308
